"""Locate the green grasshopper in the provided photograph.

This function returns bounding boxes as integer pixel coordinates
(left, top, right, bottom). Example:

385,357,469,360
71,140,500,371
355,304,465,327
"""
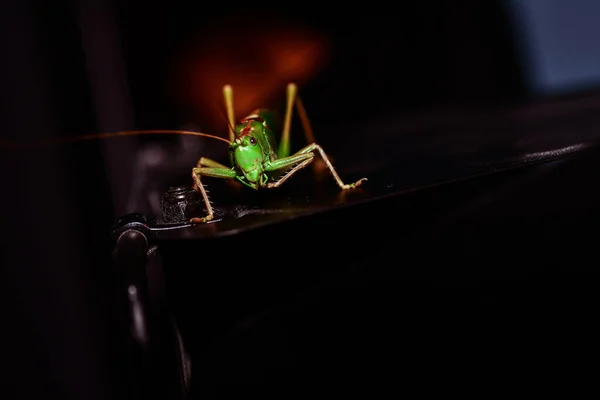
189,83,367,223
2,83,366,223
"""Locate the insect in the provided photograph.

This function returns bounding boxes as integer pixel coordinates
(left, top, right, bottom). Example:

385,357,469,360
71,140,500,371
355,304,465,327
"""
189,82,367,223
2,83,367,223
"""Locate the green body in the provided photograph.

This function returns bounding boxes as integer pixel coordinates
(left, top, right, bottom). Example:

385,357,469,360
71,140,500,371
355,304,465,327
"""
190,83,367,223
229,110,307,189
195,109,317,191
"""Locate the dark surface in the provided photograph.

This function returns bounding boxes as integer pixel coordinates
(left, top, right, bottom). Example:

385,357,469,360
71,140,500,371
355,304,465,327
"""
139,143,597,398
3,1,599,399
51,90,600,398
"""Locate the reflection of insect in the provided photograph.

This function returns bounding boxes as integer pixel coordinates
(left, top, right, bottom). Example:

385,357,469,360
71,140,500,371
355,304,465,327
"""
190,83,367,223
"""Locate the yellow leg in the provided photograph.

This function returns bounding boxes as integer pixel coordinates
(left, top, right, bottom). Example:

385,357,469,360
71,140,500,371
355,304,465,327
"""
223,84,235,142
190,172,214,223
278,83,296,158
189,161,237,223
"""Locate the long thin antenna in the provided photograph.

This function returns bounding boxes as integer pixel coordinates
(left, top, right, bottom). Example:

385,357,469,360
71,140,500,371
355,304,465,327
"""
3,130,232,150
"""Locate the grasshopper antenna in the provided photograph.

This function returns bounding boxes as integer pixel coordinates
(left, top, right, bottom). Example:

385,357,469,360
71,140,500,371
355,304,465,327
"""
2,130,232,150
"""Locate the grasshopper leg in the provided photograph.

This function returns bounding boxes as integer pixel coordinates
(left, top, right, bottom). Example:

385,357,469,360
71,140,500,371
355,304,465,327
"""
266,158,314,188
300,143,367,189
282,82,333,177
293,87,316,146
190,162,237,223
265,143,367,189
196,156,229,169
223,84,236,142
277,83,296,158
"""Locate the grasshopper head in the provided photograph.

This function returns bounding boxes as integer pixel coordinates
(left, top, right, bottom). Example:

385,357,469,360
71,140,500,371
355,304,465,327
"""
231,118,267,184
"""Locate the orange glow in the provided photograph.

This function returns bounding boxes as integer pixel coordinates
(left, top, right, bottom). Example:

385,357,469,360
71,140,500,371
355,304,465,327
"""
174,17,330,135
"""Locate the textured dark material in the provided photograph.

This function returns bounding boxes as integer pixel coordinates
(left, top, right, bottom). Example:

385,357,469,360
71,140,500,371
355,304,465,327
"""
161,185,203,224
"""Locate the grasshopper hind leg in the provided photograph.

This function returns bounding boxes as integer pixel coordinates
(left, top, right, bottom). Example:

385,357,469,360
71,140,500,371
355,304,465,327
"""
282,83,337,180
223,84,236,142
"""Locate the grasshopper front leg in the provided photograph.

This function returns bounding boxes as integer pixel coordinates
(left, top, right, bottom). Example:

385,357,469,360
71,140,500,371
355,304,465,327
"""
191,157,237,223
265,143,367,189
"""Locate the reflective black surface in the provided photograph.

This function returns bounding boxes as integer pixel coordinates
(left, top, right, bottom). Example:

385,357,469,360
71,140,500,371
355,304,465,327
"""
99,91,600,398
146,144,598,398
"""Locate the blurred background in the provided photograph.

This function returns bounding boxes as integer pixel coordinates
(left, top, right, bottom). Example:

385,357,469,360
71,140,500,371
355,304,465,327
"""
2,0,600,398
